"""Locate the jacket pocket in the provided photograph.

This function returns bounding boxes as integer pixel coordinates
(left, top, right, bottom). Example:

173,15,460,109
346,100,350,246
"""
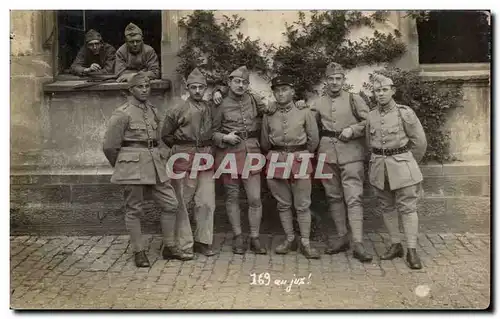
114,152,141,181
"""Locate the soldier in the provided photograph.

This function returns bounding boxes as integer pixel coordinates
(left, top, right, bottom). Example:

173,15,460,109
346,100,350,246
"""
103,72,178,267
212,66,269,255
70,29,116,76
366,74,427,270
115,23,160,82
161,68,216,259
311,62,372,262
261,75,320,259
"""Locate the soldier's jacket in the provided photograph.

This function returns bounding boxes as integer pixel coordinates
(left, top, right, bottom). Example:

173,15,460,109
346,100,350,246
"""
103,97,170,184
212,91,267,175
311,91,369,165
70,43,116,76
115,44,160,79
366,100,427,190
261,102,319,179
161,97,214,173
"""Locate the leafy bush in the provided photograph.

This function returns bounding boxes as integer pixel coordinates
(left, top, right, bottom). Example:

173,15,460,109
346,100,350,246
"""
177,10,464,163
177,10,270,84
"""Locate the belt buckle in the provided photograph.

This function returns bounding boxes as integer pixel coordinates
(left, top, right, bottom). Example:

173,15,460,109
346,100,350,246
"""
240,131,248,140
147,140,154,148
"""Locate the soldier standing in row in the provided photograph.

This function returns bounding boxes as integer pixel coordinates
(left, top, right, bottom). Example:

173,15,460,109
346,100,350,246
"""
260,76,320,259
212,66,269,255
312,62,372,262
366,74,427,270
115,23,160,82
103,72,178,267
161,68,217,260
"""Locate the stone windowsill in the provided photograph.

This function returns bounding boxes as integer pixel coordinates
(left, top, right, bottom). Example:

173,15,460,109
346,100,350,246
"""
419,63,490,83
43,79,171,93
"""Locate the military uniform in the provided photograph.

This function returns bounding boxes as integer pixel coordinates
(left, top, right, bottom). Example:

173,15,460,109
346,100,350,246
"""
115,23,160,80
70,29,116,76
261,76,320,259
311,62,372,262
103,72,178,267
366,74,427,269
212,66,269,255
161,68,216,258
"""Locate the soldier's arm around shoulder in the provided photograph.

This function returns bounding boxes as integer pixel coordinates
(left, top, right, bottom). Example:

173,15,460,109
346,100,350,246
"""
304,109,320,152
348,93,370,139
250,91,271,116
161,102,182,147
211,102,226,148
103,108,129,167
399,105,427,163
260,114,271,153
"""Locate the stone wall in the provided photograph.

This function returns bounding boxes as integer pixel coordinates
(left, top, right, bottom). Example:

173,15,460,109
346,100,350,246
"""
10,10,54,168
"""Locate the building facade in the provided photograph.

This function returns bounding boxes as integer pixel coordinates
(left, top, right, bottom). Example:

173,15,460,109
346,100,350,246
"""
10,10,490,234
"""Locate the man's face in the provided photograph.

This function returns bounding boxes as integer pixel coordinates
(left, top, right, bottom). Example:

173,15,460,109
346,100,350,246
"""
228,77,249,96
188,83,207,101
129,81,151,102
326,74,345,94
273,85,294,105
374,85,396,105
126,35,144,54
87,40,102,55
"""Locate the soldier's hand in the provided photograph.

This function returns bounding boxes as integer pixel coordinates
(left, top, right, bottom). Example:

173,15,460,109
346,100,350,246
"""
223,131,242,145
296,100,309,110
265,102,277,115
90,63,102,71
83,67,91,74
213,91,223,105
339,127,354,142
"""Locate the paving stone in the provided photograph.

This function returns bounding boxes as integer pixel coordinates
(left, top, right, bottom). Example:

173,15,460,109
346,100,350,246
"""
9,233,490,309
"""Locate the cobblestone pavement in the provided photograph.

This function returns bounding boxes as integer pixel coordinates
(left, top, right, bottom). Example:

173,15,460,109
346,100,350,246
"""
10,232,490,310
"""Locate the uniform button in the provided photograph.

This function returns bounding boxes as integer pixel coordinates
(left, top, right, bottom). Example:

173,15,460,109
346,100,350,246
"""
382,141,386,144
332,109,336,112
382,134,385,137
381,120,384,124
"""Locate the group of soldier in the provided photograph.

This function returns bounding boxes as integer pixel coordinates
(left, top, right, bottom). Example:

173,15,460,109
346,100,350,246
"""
103,53,428,271
70,23,159,83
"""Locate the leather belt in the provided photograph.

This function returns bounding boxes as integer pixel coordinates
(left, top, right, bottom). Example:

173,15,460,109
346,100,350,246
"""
122,140,159,148
320,129,341,139
371,144,409,156
173,139,213,147
270,144,307,152
221,129,259,139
